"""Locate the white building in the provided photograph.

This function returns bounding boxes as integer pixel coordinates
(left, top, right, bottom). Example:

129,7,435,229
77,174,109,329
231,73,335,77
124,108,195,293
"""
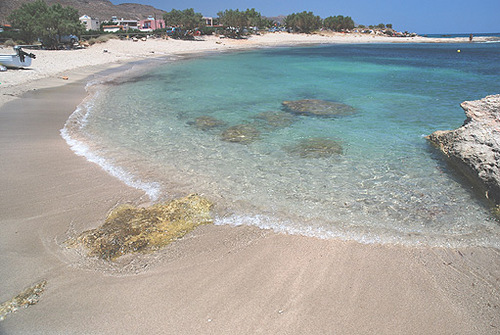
203,17,214,27
79,15,100,31
102,25,122,33
112,17,139,31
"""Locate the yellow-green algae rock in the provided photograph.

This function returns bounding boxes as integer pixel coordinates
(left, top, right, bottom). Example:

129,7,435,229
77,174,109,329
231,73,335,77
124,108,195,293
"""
282,99,356,117
0,280,47,321
285,138,343,158
221,124,260,144
72,194,213,261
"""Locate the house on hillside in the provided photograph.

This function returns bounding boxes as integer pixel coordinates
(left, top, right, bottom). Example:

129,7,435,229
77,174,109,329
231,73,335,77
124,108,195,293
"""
79,15,100,31
102,25,123,33
138,16,165,32
112,17,138,31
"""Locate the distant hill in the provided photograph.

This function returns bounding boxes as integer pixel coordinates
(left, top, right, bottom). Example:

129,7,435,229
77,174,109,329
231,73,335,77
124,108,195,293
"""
0,0,166,24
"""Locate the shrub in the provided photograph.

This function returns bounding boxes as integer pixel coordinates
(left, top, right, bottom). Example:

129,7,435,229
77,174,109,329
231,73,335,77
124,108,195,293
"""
3,39,16,47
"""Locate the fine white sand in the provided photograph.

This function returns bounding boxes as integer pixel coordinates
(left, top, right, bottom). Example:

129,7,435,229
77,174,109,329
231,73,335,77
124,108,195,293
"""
1,33,499,334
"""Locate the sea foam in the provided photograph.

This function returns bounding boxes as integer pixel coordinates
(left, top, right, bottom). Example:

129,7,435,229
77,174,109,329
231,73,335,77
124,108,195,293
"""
61,81,161,201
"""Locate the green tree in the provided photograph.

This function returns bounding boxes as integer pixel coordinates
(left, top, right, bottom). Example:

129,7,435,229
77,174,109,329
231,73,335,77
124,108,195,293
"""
217,9,248,29
163,8,204,30
8,0,83,47
386,23,393,29
7,0,47,43
244,8,263,27
284,11,322,33
215,8,270,37
217,8,269,30
323,15,355,32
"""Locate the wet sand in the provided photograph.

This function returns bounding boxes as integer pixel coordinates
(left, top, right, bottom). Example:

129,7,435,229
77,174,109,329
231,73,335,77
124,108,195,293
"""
1,40,500,334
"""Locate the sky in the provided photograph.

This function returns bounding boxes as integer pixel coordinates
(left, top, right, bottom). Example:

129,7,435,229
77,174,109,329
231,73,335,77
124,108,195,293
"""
111,0,500,34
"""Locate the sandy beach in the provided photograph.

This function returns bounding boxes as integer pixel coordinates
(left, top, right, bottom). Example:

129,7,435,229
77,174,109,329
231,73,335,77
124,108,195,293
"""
1,33,500,334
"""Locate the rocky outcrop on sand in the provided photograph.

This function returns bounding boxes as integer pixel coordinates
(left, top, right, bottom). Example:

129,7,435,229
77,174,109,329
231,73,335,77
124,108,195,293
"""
427,94,500,204
0,280,47,321
67,194,213,261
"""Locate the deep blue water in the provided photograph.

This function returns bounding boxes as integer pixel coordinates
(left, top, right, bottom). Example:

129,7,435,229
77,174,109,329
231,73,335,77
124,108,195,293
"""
64,42,500,247
425,32,500,39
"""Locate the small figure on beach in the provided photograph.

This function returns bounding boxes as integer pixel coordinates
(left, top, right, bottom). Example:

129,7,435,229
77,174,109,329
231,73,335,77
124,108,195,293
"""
469,34,473,42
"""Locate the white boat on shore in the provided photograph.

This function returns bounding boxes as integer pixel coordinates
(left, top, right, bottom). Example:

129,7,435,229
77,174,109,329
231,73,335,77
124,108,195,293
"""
0,46,36,69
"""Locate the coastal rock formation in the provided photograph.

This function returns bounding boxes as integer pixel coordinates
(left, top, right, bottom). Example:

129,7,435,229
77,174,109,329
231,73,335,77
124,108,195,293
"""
69,194,213,261
285,137,343,158
191,116,226,131
221,124,260,144
282,99,356,117
253,111,297,129
427,94,500,204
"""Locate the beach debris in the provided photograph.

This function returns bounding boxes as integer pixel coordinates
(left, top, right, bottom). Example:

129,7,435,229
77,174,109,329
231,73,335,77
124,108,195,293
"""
68,194,213,261
0,280,47,321
282,99,356,117
60,76,69,80
285,137,343,158
190,115,226,131
253,111,297,129
221,124,260,144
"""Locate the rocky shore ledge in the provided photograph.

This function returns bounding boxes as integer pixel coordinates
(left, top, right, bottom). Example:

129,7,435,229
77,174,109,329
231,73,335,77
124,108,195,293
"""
427,94,500,205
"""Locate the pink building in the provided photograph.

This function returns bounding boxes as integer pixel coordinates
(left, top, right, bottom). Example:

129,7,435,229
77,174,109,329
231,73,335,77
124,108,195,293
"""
139,16,166,31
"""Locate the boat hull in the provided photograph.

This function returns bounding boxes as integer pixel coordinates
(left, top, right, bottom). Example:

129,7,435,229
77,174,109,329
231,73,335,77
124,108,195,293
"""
0,54,32,68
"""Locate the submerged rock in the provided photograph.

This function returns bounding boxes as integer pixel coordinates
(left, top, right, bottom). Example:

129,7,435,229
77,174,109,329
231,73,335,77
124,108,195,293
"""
191,116,226,131
221,124,260,144
282,99,356,117
69,194,213,261
285,137,343,158
253,111,297,129
427,94,500,204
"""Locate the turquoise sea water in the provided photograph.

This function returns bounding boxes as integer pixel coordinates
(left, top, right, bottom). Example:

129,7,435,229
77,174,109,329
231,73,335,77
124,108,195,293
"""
64,42,500,247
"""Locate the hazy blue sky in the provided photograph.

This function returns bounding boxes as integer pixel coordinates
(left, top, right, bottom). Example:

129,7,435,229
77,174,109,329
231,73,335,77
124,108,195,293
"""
112,0,499,34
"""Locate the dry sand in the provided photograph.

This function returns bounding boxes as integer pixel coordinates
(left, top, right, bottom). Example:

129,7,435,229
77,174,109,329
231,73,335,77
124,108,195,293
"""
1,33,500,334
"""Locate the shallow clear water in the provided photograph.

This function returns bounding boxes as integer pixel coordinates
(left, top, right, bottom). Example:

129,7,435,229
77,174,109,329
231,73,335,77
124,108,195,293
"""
64,43,500,247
